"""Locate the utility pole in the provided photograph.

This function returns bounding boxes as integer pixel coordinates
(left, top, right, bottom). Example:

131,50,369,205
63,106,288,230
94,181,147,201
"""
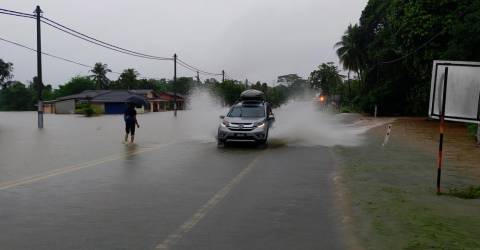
437,67,448,194
196,71,200,84
35,5,44,129
245,78,249,89
173,53,177,117
222,70,225,83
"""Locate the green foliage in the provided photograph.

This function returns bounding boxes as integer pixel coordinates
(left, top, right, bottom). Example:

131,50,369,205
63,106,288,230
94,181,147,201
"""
266,85,289,108
174,77,194,96
112,68,139,89
466,123,478,137
335,24,366,82
212,79,291,107
75,103,101,117
213,80,246,105
277,74,303,84
309,62,344,95
0,59,14,89
28,77,55,103
54,76,95,98
336,0,480,115
0,58,295,111
0,82,34,111
89,62,111,90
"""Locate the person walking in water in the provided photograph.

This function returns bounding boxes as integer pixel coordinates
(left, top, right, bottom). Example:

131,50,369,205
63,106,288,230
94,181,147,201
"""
124,103,140,144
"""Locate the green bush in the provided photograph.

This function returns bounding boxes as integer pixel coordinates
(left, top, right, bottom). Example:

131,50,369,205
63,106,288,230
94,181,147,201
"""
466,123,478,138
75,103,101,117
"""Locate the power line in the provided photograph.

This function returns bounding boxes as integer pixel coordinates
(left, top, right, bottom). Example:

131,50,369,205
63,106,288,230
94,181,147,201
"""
0,8,171,61
1,7,234,80
0,36,121,75
0,8,35,18
41,16,172,60
177,58,222,76
177,61,220,77
177,61,221,76
40,19,171,61
0,10,35,19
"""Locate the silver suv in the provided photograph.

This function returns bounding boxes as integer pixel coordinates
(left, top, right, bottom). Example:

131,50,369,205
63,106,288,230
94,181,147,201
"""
217,99,274,145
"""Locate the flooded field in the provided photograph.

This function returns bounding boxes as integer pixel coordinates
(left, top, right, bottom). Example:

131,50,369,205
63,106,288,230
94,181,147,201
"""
0,91,386,183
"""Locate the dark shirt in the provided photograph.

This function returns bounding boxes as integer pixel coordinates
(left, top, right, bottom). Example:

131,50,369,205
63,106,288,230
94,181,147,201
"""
266,102,273,116
124,107,137,123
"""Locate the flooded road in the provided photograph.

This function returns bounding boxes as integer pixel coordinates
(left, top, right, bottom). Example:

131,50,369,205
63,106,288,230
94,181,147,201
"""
0,103,376,250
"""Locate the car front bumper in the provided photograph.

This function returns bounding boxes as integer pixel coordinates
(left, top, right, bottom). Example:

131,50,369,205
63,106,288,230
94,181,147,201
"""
217,125,267,142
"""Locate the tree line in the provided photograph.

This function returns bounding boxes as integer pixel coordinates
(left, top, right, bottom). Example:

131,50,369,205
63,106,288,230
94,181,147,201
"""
331,0,480,115
0,60,300,111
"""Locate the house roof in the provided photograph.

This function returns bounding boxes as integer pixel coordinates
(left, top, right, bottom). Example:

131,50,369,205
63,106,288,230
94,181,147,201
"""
160,91,185,100
56,90,110,101
130,89,154,95
90,90,147,103
54,89,185,103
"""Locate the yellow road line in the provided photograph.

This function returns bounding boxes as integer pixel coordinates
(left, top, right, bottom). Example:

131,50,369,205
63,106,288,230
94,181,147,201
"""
0,144,167,191
155,152,264,250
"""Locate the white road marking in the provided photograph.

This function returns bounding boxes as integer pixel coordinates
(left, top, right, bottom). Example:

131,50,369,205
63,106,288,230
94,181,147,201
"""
155,153,263,250
0,144,169,191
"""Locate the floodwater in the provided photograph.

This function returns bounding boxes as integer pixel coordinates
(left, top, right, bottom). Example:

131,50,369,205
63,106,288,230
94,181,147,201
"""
0,90,372,249
0,90,383,183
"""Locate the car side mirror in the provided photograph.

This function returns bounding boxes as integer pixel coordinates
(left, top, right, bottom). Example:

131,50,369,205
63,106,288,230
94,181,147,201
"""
219,115,225,119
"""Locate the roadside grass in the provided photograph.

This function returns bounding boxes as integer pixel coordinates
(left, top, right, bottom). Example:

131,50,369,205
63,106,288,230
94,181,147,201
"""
447,186,480,199
334,118,480,250
466,123,478,138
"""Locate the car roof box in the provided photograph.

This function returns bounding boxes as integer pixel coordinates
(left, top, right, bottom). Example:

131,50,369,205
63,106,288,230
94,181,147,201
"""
240,89,265,101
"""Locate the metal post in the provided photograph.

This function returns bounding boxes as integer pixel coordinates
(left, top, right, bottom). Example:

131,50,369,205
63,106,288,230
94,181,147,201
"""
196,71,200,84
222,70,225,83
374,105,378,118
437,67,448,194
477,91,480,145
173,53,177,117
477,124,480,145
35,5,44,129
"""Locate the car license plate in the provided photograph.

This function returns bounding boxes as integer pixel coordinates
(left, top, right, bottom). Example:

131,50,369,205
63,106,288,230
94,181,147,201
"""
236,133,245,137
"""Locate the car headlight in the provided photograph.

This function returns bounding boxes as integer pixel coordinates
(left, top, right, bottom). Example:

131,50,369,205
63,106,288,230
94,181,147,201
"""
255,121,265,128
221,121,230,127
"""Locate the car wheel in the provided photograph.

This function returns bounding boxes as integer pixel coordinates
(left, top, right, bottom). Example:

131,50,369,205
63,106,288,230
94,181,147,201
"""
258,129,269,145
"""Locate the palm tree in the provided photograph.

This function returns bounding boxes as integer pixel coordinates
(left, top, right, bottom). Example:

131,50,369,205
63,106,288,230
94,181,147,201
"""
90,62,111,90
118,68,139,90
334,24,366,84
0,59,14,89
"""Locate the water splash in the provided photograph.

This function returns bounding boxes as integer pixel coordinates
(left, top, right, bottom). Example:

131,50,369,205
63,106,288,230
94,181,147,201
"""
270,101,388,147
139,90,387,147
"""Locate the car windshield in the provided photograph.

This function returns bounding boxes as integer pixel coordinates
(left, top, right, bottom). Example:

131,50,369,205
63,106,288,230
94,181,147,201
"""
228,105,265,118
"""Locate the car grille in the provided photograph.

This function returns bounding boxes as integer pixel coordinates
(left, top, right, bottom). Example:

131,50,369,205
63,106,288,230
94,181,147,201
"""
228,123,254,131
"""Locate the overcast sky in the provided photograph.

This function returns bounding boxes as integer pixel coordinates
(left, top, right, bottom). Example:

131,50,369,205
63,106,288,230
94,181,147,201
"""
0,0,367,87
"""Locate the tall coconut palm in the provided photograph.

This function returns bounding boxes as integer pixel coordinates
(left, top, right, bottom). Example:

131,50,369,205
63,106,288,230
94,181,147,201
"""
334,24,366,83
118,68,139,90
90,62,111,90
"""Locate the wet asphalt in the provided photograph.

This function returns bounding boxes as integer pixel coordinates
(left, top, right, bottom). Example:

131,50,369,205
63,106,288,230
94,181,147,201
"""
0,112,346,250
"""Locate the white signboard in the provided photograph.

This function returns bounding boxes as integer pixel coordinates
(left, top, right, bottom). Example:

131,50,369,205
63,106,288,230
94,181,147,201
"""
429,60,480,124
